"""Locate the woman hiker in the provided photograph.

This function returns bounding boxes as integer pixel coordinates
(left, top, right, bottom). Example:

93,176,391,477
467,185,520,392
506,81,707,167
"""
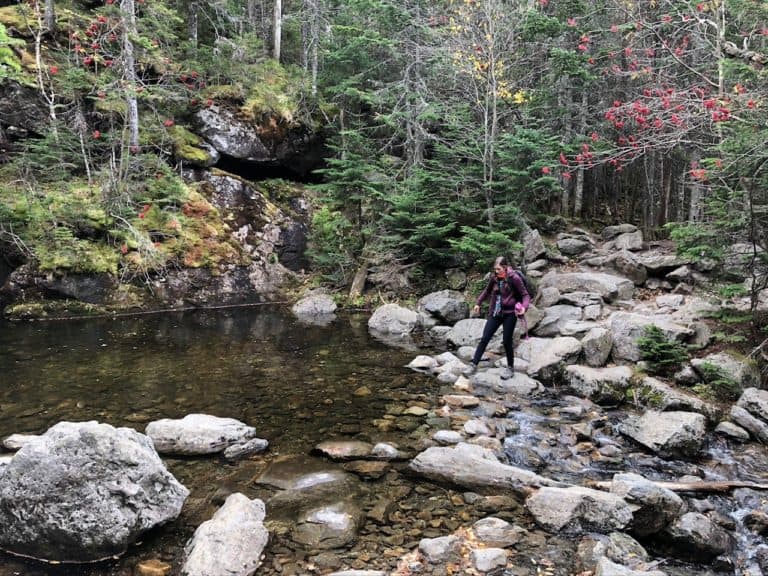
466,256,531,379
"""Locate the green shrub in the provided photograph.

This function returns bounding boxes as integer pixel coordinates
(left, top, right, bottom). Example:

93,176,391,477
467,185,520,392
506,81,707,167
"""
693,361,742,402
637,325,689,376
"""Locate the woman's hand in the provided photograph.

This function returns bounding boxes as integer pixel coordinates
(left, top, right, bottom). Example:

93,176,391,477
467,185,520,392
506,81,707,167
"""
472,304,480,316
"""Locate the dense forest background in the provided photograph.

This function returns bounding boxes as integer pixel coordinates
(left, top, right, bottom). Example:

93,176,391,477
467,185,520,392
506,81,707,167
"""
0,0,766,301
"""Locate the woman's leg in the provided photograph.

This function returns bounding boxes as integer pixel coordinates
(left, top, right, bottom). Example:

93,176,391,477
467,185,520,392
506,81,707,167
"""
472,315,503,365
501,314,518,370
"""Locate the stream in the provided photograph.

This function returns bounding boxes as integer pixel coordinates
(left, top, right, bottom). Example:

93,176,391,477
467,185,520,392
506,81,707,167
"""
0,307,766,575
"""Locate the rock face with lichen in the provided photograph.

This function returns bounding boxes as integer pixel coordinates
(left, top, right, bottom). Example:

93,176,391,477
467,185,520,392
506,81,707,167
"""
0,421,188,563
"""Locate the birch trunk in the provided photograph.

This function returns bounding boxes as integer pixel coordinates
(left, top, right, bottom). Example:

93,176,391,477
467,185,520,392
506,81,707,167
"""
272,0,282,61
121,0,140,150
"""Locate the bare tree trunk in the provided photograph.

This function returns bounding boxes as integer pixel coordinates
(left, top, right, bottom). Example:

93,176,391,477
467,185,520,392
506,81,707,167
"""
121,0,140,150
187,0,198,55
43,0,56,33
572,90,588,218
559,79,572,216
272,0,282,61
302,0,321,96
688,151,703,222
32,4,58,141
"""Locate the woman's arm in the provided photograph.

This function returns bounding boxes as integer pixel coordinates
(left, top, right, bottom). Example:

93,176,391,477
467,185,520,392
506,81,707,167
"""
509,272,531,309
476,279,493,307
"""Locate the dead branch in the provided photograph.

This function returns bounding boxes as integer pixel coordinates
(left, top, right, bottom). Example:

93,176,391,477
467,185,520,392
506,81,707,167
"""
587,479,768,493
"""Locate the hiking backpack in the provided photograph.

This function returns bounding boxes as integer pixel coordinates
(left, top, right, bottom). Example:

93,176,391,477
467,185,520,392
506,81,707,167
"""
509,267,535,300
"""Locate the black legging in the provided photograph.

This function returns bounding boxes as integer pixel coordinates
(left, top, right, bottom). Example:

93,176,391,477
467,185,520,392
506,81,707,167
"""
472,314,518,369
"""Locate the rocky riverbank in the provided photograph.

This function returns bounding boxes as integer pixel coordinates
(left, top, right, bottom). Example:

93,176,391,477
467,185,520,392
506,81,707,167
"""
1,223,767,576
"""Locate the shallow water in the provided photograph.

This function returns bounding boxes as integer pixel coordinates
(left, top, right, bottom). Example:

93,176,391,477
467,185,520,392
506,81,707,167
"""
2,307,767,576
0,307,437,575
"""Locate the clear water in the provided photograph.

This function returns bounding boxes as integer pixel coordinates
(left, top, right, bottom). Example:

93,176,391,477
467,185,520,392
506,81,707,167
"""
0,307,436,575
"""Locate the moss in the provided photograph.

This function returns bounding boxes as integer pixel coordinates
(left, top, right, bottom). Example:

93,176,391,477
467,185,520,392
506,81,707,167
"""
240,61,304,124
168,126,214,164
5,299,105,321
37,238,120,274
0,6,32,32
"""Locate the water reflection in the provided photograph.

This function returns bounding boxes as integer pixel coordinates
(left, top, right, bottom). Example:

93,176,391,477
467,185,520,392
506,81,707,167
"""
0,307,430,453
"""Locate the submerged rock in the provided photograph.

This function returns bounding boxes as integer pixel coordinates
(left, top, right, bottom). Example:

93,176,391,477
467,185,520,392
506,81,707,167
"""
0,421,188,563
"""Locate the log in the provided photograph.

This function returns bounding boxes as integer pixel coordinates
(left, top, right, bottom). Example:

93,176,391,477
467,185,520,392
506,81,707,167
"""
587,479,768,493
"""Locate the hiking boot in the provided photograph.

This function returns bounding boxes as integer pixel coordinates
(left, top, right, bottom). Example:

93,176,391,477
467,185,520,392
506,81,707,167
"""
499,367,513,380
462,362,478,375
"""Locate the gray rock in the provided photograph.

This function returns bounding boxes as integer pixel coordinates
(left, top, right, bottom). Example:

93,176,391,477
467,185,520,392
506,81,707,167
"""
602,224,638,240
445,268,467,290
327,572,387,576
582,327,613,367
367,303,420,335
433,430,464,445
714,421,751,441
674,365,700,386
409,443,559,496
533,305,583,337
371,443,401,460
417,290,469,324
595,557,667,576
195,106,270,159
603,532,651,567
407,355,439,371
666,265,692,282
292,501,363,549
292,293,337,315
656,294,685,309
181,493,268,576
472,517,526,547
526,486,633,534
223,438,269,460
637,253,689,274
518,336,582,382
145,414,257,455
419,535,462,564
476,371,545,397
729,406,768,443
315,440,374,461
463,419,492,436
565,365,633,404
1,433,39,451
447,318,502,351
694,354,761,391
614,230,644,251
608,312,693,362
559,291,604,307
523,228,547,261
471,547,508,572
539,272,634,303
660,512,734,562
558,237,593,256
634,377,719,420
0,421,188,563
607,251,647,286
560,320,599,337
620,411,707,458
610,473,683,537
539,286,561,308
